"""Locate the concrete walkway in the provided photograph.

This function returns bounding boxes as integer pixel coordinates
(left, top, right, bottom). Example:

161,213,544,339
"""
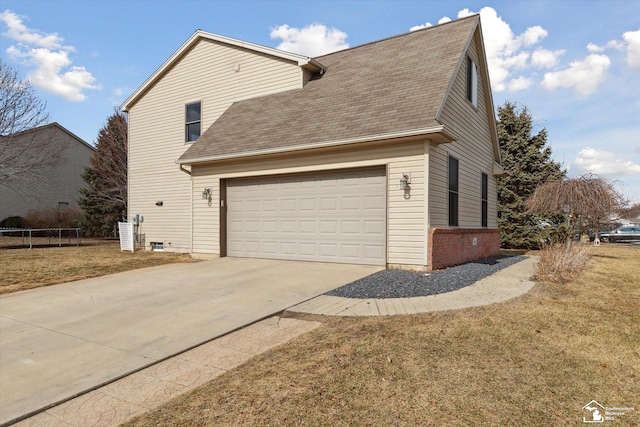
287,256,538,316
7,256,537,427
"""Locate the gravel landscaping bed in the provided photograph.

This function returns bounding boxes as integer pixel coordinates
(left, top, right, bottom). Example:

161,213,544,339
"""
326,255,528,299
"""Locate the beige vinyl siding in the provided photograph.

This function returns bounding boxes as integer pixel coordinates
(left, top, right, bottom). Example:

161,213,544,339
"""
192,140,428,266
128,39,305,251
430,32,498,229
0,127,93,220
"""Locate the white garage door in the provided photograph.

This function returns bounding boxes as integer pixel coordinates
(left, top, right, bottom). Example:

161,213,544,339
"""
226,167,386,265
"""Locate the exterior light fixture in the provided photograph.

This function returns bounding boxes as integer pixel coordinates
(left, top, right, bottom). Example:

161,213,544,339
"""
202,187,212,200
400,173,411,190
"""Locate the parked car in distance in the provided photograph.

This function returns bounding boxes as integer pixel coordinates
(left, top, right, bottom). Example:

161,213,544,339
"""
599,226,640,243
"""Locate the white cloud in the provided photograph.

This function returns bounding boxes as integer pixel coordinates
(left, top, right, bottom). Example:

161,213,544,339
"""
411,7,636,97
507,76,533,91
531,48,565,68
410,16,451,32
587,39,625,52
409,23,429,32
587,42,603,53
574,147,640,176
0,9,100,102
270,23,349,57
0,9,64,48
453,7,550,92
622,29,640,70
518,25,547,46
541,54,610,96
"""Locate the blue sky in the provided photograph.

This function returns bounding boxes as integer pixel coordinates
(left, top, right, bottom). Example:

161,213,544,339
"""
2,0,639,202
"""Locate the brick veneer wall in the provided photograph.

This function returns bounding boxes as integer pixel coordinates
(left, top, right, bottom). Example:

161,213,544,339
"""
428,228,501,271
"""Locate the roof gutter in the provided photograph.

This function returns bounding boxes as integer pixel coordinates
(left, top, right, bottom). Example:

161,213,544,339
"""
178,125,454,166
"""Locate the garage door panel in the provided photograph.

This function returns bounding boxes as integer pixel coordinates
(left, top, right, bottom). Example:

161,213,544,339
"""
263,220,278,233
263,199,278,212
246,200,261,212
227,167,386,265
341,220,360,234
319,243,338,257
299,242,316,256
261,241,278,254
281,198,296,211
319,220,337,234
280,242,297,255
342,196,360,210
299,198,317,210
319,197,338,211
365,195,385,209
229,219,244,233
281,220,296,233
364,246,385,263
245,220,260,233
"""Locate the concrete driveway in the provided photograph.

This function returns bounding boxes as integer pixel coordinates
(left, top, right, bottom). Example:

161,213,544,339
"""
0,258,381,425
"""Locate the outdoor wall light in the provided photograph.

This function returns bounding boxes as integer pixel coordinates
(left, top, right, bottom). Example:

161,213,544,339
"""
399,173,411,190
202,187,212,200
155,201,163,206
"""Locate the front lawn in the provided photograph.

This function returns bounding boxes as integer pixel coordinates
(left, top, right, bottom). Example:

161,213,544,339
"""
0,240,197,294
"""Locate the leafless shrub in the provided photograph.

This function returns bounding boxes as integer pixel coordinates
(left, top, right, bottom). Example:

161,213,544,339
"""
533,243,592,284
23,207,83,229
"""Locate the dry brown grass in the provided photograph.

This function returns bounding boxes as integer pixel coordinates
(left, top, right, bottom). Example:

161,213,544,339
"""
124,245,639,426
534,243,592,284
0,240,198,294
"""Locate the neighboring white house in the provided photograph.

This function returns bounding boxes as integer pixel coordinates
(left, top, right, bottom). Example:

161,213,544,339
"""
0,123,94,221
122,15,506,270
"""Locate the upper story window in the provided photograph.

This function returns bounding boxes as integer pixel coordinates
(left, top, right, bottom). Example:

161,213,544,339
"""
481,173,488,227
466,56,478,108
448,156,459,227
185,102,201,142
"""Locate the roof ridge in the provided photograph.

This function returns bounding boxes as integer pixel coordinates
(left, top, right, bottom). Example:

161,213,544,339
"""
314,14,479,60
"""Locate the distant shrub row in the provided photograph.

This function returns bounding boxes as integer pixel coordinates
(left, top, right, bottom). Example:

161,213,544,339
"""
1,207,83,229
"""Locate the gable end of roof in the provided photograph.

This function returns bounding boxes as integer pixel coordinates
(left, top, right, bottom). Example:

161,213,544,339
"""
121,30,325,111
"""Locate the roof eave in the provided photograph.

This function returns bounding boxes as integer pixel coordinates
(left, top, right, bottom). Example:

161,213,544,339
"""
493,162,511,177
178,125,453,166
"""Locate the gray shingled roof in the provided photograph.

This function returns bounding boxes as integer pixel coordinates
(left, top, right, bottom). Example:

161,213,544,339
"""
180,15,478,163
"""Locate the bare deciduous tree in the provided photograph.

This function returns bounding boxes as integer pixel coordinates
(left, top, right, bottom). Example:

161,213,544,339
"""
0,60,66,196
526,173,625,246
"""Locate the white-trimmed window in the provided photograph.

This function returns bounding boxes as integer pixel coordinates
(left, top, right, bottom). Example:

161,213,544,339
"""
448,156,459,227
185,102,201,142
481,173,488,227
466,56,478,107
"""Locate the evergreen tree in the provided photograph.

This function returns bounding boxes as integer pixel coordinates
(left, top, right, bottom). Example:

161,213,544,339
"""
79,110,127,236
497,102,565,249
